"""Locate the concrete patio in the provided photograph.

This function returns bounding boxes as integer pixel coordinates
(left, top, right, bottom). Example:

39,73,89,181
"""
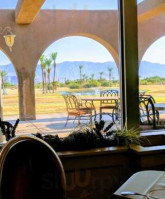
6,113,78,137
5,113,115,138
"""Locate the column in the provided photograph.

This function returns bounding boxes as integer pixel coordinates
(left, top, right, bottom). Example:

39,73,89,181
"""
0,75,5,143
17,68,36,120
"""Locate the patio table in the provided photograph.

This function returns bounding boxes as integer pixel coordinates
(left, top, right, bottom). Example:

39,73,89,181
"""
81,96,119,102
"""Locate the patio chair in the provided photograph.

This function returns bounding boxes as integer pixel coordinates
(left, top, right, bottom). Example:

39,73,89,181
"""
100,89,119,121
139,95,159,128
0,136,66,199
63,94,96,126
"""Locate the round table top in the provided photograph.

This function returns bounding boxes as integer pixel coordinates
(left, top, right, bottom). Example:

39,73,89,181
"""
81,96,119,101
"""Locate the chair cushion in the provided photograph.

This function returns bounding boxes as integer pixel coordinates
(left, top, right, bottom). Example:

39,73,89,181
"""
69,108,92,116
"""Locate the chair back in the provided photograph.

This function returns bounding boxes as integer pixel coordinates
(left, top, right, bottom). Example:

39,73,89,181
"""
139,95,158,128
100,89,119,106
63,94,80,112
100,89,119,97
0,136,66,199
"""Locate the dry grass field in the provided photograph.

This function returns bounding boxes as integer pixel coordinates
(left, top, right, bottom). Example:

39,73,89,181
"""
2,85,165,117
140,85,165,102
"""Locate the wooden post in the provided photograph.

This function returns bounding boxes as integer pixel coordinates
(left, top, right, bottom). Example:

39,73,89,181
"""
0,74,5,143
118,0,140,129
0,75,3,120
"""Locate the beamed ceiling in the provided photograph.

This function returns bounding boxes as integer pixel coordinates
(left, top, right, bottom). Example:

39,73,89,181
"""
0,0,165,24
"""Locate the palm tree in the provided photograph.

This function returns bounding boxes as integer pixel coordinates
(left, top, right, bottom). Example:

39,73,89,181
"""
91,74,94,81
108,66,113,81
0,71,7,94
45,58,52,93
82,74,88,82
39,55,46,94
99,72,104,81
43,59,47,93
79,65,83,82
51,52,58,93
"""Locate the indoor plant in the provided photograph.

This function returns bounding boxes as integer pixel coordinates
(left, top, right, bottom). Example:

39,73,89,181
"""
34,120,142,152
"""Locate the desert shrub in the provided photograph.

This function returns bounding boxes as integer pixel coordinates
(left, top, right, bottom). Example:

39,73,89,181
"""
83,83,92,88
69,83,80,89
58,82,65,87
140,80,148,85
35,83,42,88
140,76,165,85
4,82,10,88
83,80,99,88
101,81,112,87
65,80,71,85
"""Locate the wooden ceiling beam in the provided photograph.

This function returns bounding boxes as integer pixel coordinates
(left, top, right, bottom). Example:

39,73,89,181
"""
138,0,165,22
15,0,46,24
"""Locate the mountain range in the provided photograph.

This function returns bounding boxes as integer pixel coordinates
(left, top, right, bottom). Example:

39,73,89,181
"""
0,61,165,84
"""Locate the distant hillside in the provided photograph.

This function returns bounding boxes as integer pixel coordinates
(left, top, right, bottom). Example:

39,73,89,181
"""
0,64,17,84
0,61,165,84
139,61,165,78
35,61,119,82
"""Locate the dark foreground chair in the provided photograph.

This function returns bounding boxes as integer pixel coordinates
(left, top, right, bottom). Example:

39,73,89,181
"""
0,136,66,199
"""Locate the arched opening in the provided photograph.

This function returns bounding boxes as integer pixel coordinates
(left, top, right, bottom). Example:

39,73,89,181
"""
139,36,165,129
35,36,120,133
0,50,19,120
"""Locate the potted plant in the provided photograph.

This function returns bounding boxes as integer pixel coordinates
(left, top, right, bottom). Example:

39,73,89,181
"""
34,120,141,152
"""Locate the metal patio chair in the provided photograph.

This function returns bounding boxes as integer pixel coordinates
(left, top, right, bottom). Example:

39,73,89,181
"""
100,89,119,121
139,95,159,128
63,94,96,126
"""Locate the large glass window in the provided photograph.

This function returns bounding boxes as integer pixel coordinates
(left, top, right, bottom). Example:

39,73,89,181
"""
35,35,120,134
0,50,18,120
139,36,165,130
138,1,165,130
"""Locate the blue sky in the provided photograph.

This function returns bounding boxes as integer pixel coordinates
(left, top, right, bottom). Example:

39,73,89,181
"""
0,0,144,9
42,0,144,10
0,0,162,66
38,37,114,64
142,36,165,64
